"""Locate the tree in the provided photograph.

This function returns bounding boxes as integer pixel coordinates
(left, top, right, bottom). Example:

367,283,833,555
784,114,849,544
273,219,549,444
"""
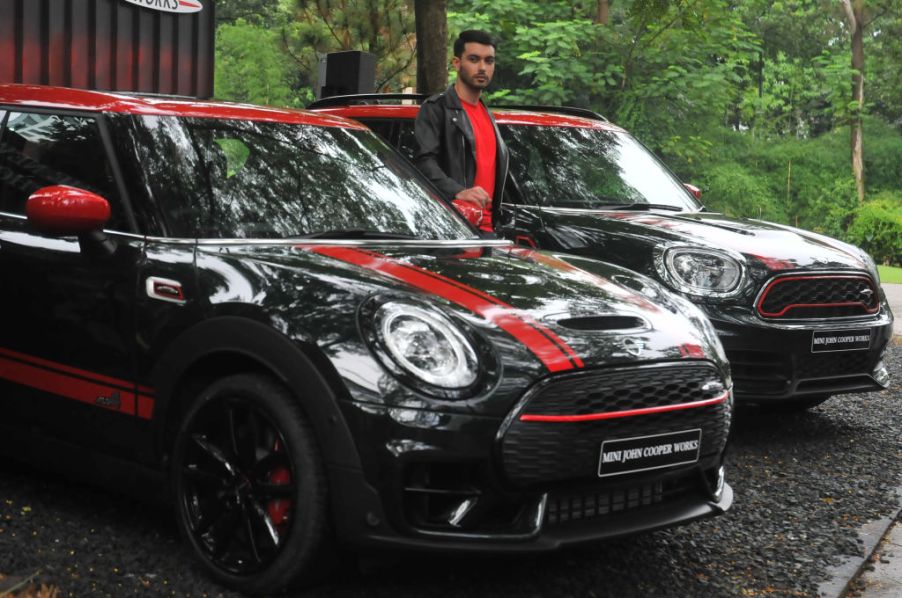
414,0,448,94
841,0,866,203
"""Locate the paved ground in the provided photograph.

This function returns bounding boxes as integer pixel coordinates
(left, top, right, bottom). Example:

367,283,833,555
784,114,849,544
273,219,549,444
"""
844,284,902,598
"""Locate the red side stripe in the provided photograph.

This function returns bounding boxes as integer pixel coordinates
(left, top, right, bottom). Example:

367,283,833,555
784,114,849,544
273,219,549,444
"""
0,348,155,420
519,392,729,423
0,346,154,395
306,246,583,372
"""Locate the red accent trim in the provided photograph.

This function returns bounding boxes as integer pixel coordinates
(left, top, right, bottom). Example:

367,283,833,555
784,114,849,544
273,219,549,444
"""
25,185,111,234
679,343,706,359
305,246,583,372
514,235,537,248
519,392,729,423
179,0,202,7
756,275,878,318
0,347,155,420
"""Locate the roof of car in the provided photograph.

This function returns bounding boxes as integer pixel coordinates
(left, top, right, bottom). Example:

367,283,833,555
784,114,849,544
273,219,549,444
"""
0,84,367,129
313,103,625,132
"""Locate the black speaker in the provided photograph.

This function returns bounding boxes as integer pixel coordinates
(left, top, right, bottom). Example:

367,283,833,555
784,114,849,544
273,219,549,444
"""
317,51,377,99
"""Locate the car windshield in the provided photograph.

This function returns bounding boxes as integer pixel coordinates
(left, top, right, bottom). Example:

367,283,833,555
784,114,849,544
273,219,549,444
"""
119,115,475,240
499,124,701,212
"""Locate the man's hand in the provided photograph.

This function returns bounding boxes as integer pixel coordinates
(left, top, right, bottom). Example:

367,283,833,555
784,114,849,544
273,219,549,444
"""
454,186,491,208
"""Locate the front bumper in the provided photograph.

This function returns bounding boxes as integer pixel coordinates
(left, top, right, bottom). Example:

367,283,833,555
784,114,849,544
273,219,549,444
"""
327,373,732,552
708,308,893,401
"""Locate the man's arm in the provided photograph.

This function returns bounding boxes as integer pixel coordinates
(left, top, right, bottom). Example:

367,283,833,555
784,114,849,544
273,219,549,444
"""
414,101,466,201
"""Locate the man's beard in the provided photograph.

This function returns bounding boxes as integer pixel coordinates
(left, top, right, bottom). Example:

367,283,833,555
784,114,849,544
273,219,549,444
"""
460,70,491,91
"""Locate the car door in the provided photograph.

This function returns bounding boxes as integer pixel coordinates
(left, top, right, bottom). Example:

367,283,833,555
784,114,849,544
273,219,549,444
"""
0,108,145,456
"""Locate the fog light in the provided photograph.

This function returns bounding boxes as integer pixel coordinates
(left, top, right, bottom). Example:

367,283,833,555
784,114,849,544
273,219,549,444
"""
874,362,890,387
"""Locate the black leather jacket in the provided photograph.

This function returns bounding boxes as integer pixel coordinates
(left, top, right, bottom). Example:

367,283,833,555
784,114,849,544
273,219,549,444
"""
414,85,509,227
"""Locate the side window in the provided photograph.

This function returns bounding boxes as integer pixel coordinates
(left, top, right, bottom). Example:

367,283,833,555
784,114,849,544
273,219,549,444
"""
0,111,124,229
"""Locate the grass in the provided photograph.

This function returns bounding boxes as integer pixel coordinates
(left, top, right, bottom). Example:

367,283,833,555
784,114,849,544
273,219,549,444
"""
879,265,902,284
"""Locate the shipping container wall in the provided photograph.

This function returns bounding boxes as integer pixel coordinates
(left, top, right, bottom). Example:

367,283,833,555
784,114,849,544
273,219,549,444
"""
0,0,215,98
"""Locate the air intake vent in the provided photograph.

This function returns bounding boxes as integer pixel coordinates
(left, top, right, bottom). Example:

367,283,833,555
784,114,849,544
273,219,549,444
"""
555,315,646,331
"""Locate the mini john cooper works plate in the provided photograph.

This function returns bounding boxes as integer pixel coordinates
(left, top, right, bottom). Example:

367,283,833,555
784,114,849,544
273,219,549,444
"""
810,328,871,353
598,429,702,477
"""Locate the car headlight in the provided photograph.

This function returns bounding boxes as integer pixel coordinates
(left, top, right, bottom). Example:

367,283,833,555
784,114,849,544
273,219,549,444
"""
374,302,479,389
657,246,745,297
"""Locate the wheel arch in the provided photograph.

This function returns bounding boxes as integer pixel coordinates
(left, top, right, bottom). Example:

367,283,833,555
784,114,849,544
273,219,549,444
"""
149,316,362,472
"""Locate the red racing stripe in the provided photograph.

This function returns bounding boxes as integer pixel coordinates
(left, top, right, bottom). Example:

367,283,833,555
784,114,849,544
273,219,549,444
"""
520,392,729,423
306,246,583,372
0,348,155,420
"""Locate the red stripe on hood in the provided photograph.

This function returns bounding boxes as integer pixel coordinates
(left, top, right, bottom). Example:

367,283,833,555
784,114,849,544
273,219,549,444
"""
306,246,583,372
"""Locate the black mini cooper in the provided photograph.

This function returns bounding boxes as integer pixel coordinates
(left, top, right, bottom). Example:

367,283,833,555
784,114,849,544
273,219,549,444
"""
0,85,733,594
313,95,894,410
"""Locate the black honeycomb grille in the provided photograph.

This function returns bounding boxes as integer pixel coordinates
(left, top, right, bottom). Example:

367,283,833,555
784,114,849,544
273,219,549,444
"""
500,364,731,487
544,474,699,525
519,363,725,417
757,275,878,319
797,351,873,379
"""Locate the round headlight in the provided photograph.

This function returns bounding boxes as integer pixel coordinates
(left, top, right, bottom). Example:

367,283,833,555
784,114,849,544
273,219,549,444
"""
661,247,744,297
375,303,479,389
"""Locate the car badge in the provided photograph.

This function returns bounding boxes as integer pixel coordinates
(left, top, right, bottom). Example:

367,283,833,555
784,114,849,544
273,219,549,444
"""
122,0,204,14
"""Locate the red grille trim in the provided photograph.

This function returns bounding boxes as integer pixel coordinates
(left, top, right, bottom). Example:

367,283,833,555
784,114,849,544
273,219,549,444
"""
756,274,879,318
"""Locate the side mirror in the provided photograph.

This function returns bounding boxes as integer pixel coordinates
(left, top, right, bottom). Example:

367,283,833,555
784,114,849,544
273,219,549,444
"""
684,183,702,200
26,185,111,235
451,199,484,228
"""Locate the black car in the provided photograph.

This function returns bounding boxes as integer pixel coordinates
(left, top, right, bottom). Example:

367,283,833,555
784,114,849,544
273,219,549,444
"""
0,85,733,594
314,95,894,410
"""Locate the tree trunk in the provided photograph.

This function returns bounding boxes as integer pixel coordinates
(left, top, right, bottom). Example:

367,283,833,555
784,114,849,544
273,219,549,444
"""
841,0,866,203
414,0,448,95
596,0,610,25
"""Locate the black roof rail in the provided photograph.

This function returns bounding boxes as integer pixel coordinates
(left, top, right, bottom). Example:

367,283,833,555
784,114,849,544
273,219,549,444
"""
307,93,428,109
491,104,608,122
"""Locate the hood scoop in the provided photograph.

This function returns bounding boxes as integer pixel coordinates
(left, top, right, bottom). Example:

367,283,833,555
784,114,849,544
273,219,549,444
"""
555,315,647,332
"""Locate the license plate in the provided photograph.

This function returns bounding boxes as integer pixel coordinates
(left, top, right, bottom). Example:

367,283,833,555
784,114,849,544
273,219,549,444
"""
810,328,871,353
598,429,701,478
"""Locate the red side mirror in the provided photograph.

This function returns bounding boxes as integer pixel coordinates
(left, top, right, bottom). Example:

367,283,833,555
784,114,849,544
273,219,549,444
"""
26,185,111,235
684,183,702,200
451,199,484,228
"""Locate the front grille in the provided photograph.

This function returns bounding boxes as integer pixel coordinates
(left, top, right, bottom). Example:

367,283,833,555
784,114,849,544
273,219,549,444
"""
545,474,699,525
500,363,731,487
519,362,725,417
756,274,878,319
797,351,873,379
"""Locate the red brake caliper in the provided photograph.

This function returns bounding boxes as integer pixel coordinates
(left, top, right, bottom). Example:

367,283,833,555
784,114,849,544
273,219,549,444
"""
266,440,292,528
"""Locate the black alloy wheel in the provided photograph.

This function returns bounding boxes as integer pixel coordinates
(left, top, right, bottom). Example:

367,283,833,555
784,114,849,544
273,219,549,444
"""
172,373,330,594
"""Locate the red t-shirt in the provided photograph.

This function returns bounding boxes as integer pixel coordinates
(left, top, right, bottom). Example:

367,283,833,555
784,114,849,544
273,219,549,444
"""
460,98,496,232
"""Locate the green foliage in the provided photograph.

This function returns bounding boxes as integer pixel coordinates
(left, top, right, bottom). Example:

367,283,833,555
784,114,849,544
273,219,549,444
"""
846,195,902,266
215,19,305,107
878,264,902,283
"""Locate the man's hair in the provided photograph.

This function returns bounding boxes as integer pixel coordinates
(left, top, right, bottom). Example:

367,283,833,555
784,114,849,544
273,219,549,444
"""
453,30,497,57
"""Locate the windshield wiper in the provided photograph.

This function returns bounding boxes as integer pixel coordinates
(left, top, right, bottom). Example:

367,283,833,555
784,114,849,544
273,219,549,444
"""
594,202,684,211
299,228,419,240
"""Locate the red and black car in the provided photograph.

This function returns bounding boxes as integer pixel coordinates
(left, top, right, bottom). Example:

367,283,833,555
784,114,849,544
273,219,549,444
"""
312,95,894,410
0,85,733,594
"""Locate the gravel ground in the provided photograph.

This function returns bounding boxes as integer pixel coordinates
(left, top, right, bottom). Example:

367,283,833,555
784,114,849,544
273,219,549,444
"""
1,345,900,598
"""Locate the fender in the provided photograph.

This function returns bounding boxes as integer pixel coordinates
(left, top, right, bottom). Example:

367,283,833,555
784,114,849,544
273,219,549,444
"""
148,316,362,472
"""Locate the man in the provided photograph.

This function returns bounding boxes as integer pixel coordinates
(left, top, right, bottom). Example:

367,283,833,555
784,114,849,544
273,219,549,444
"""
414,30,509,233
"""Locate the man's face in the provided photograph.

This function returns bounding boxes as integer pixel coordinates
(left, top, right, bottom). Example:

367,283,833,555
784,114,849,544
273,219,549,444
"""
453,42,496,91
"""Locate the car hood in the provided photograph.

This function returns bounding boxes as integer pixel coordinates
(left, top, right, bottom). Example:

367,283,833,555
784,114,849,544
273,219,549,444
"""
200,241,725,378
540,208,871,273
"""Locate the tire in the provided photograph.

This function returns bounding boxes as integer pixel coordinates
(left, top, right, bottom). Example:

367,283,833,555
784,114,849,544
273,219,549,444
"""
171,373,331,595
